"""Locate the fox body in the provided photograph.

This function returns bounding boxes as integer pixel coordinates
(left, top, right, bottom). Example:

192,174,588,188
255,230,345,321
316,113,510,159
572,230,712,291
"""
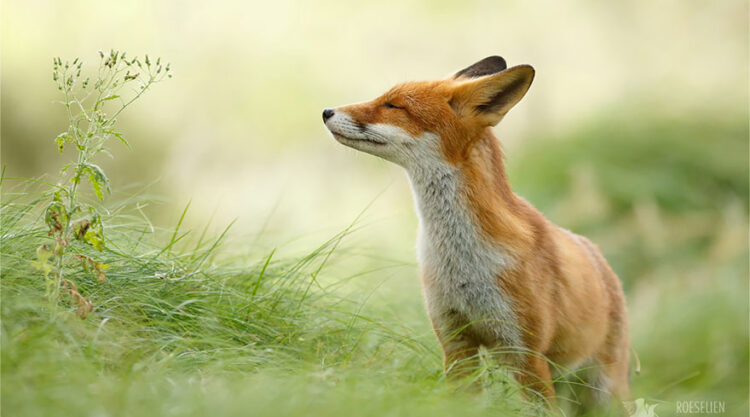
323,56,630,407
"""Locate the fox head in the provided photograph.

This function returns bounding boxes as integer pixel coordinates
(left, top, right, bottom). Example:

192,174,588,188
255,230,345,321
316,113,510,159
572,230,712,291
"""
323,56,534,169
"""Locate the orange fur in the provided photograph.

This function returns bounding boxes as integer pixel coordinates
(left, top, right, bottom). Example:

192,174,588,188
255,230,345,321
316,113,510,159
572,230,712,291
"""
324,56,630,410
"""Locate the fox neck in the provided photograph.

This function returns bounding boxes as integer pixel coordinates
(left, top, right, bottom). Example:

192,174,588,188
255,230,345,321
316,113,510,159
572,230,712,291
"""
406,128,525,343
407,128,531,259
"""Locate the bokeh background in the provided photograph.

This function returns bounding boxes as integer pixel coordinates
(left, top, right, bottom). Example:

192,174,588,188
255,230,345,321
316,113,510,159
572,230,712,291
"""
2,0,748,415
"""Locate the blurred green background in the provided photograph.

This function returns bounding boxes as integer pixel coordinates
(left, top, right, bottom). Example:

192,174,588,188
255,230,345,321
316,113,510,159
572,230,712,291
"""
2,0,748,416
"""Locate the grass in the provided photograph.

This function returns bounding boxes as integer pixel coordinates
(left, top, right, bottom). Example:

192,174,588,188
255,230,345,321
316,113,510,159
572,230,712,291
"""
0,184,542,417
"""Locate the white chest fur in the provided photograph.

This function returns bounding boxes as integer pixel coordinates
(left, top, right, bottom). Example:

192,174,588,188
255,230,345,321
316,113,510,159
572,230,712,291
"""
406,144,521,348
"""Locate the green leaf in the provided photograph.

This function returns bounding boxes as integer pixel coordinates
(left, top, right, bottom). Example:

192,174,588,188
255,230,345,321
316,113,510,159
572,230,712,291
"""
81,163,110,200
55,134,67,153
105,130,130,149
55,132,72,153
101,95,120,102
83,229,105,251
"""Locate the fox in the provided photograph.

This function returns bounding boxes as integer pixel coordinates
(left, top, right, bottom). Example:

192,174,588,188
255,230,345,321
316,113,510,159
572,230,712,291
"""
322,56,630,410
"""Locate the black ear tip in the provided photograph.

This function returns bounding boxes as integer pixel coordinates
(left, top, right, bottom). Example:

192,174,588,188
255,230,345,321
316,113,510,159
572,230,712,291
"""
454,55,508,79
485,55,507,67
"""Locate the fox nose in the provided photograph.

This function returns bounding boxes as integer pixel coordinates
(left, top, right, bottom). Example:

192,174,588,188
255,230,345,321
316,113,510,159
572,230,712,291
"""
322,108,335,122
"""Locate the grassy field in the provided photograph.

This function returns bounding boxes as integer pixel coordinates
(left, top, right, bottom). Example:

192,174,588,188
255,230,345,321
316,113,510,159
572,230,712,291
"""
1,189,541,417
2,111,748,417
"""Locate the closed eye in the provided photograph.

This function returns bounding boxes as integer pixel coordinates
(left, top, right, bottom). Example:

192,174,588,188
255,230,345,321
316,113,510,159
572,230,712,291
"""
384,102,404,109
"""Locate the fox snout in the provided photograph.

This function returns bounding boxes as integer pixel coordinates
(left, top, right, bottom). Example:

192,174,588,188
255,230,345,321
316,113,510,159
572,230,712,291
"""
322,109,388,147
322,108,334,122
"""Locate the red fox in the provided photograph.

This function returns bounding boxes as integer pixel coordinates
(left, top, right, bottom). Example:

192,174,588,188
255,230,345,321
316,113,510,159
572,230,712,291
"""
323,56,630,409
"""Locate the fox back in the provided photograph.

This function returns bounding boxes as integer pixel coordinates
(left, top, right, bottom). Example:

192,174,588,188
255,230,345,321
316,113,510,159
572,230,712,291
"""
323,56,630,412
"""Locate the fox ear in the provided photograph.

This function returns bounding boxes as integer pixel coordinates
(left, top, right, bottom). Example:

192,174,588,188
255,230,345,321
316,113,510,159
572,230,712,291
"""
450,65,535,126
453,56,507,79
